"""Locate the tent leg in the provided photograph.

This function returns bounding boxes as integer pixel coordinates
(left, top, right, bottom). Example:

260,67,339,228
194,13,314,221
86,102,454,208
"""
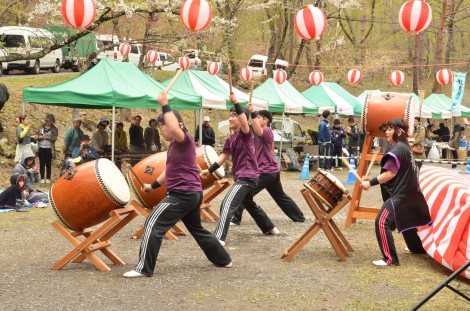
111,107,115,163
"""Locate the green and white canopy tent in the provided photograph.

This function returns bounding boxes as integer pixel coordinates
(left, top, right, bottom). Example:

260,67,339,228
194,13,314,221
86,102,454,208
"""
302,82,360,116
356,90,381,104
424,94,470,118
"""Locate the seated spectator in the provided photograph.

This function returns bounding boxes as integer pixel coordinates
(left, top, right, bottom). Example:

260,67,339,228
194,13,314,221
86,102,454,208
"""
91,122,109,154
144,118,161,152
13,150,48,204
114,122,129,170
61,136,98,176
0,174,28,212
99,117,112,144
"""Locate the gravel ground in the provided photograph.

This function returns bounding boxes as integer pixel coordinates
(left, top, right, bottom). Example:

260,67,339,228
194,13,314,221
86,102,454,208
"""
0,167,469,311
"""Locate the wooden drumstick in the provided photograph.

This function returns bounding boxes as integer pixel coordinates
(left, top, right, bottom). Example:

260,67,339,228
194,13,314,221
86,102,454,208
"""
365,149,380,177
228,66,233,95
249,80,254,104
163,69,183,96
342,158,362,182
127,164,144,188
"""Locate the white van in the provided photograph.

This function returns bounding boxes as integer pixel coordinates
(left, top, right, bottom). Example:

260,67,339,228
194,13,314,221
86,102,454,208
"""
0,26,63,74
96,34,142,66
271,117,306,151
0,48,7,76
247,55,288,76
154,52,174,69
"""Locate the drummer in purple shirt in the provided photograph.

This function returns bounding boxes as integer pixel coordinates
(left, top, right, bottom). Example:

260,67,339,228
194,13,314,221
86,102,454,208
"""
201,94,279,246
124,93,232,278
231,102,305,225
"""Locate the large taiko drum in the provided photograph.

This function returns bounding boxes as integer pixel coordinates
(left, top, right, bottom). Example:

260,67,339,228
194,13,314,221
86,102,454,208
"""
128,145,225,208
362,92,415,138
49,158,131,231
304,169,350,208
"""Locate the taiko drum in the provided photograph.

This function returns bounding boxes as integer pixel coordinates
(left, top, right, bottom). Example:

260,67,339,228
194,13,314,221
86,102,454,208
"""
304,169,350,208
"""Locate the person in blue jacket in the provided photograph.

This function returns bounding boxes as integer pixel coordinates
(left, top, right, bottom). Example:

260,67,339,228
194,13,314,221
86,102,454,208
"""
318,110,332,171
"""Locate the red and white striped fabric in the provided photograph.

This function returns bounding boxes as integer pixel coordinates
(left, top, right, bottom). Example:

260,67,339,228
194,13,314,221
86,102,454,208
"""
347,69,362,84
239,67,253,81
309,70,323,86
180,0,213,32
294,5,327,41
119,43,131,56
399,0,432,34
274,69,287,84
389,70,405,86
436,69,453,86
146,50,159,63
62,0,96,28
418,165,470,279
207,62,219,75
178,56,191,70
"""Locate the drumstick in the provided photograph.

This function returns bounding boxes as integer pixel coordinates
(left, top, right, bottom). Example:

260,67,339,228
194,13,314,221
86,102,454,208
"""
163,69,183,96
249,80,254,104
365,149,380,177
126,164,144,188
228,66,233,95
342,158,362,182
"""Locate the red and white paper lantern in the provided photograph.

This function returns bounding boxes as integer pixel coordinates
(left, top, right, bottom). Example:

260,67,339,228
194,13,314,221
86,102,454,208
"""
178,56,191,70
436,69,453,86
309,70,324,86
274,69,287,84
294,5,327,41
146,50,159,63
399,0,432,34
347,69,362,84
119,43,131,56
207,62,219,75
239,67,253,81
389,70,405,86
180,0,213,32
62,0,96,28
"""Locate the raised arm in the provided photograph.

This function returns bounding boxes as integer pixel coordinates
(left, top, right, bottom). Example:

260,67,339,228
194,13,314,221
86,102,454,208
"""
247,102,263,137
229,94,250,134
157,93,185,143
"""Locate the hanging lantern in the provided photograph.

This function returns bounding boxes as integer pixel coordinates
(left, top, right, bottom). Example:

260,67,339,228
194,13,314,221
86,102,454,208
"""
389,70,405,86
436,69,453,85
309,70,324,86
399,0,432,34
239,67,253,81
119,43,131,56
62,0,96,29
180,0,213,32
207,62,219,75
146,50,159,63
274,69,287,84
294,5,327,41
179,56,191,70
347,69,362,84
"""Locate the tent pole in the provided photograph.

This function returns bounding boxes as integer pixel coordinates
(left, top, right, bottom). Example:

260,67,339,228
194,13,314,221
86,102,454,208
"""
279,112,285,162
23,102,26,115
111,106,115,163
199,109,203,147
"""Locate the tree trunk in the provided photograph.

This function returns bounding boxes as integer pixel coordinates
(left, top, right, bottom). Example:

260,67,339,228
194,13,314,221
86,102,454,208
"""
413,34,420,94
432,0,448,94
445,0,456,64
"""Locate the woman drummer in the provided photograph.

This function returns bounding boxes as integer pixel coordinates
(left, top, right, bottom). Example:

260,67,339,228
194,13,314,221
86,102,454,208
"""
361,118,431,266
124,93,232,278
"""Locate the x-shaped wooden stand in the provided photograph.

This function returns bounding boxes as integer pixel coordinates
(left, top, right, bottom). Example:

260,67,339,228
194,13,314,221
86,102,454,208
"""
51,206,138,272
200,178,230,222
282,187,354,262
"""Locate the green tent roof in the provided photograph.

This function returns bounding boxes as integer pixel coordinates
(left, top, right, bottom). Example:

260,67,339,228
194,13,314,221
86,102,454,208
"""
23,59,202,110
424,94,470,118
302,82,360,116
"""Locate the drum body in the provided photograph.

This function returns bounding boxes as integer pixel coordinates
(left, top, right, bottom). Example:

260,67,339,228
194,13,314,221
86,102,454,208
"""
50,158,131,231
362,92,415,138
305,169,349,207
128,145,225,208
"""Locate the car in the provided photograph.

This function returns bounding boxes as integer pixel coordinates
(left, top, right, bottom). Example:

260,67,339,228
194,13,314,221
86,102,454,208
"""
0,26,63,74
95,34,142,66
154,52,174,69
247,54,288,76
0,48,7,76
271,117,306,152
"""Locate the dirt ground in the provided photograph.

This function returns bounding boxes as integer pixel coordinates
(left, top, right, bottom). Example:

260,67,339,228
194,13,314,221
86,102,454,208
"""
0,167,469,311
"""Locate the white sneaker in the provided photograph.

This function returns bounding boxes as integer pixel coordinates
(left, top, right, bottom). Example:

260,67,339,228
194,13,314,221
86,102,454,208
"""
336,167,343,171
224,261,232,268
453,169,461,173
404,247,411,253
265,227,280,235
123,270,147,278
45,179,51,184
372,259,389,266
40,179,46,184
229,222,240,226
218,239,225,247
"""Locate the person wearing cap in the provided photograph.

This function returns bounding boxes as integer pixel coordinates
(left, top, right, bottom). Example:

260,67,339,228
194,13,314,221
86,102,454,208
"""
63,117,84,157
35,114,58,184
201,94,279,247
448,123,464,172
231,103,305,226
144,119,161,152
91,122,109,154
99,117,112,144
195,116,216,147
71,135,98,163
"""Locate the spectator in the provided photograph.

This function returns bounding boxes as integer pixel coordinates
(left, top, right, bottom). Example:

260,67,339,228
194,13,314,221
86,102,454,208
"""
91,122,109,154
195,116,216,146
345,117,360,166
306,129,319,145
35,114,58,184
433,122,450,159
0,82,9,132
114,122,129,170
318,110,332,171
99,117,112,144
72,135,98,162
13,150,48,204
63,117,84,158
410,117,426,170
0,174,28,212
129,115,145,152
331,119,346,171
144,118,161,152
448,124,463,172
15,115,33,163
424,124,438,157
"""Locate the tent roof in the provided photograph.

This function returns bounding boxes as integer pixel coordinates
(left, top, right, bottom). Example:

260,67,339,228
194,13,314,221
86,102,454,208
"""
23,59,202,110
356,90,381,104
424,94,470,118
253,78,318,114
302,82,360,116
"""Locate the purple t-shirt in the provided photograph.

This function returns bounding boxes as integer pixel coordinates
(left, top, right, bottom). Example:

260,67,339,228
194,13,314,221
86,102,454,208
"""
165,131,202,191
383,155,399,174
223,129,259,180
256,128,279,174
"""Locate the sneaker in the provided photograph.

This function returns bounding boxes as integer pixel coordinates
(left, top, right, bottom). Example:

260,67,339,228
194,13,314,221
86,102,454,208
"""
336,167,343,171
15,207,29,213
123,270,148,278
224,261,233,268
45,179,51,184
229,221,240,226
404,247,411,253
372,259,389,266
265,227,280,235
40,179,46,184
452,169,461,173
218,239,225,247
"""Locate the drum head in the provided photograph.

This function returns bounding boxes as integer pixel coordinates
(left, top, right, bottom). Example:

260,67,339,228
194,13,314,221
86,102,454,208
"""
317,169,348,195
96,158,130,206
203,145,225,178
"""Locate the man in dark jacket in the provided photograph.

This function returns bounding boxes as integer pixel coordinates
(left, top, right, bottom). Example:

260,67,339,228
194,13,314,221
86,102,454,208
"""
0,82,10,132
195,116,216,146
318,110,332,170
129,115,145,151
346,117,360,166
433,122,451,159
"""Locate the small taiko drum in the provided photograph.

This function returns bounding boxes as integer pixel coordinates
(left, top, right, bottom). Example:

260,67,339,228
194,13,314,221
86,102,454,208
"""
304,169,350,208
362,92,415,138
49,158,131,231
128,145,224,208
